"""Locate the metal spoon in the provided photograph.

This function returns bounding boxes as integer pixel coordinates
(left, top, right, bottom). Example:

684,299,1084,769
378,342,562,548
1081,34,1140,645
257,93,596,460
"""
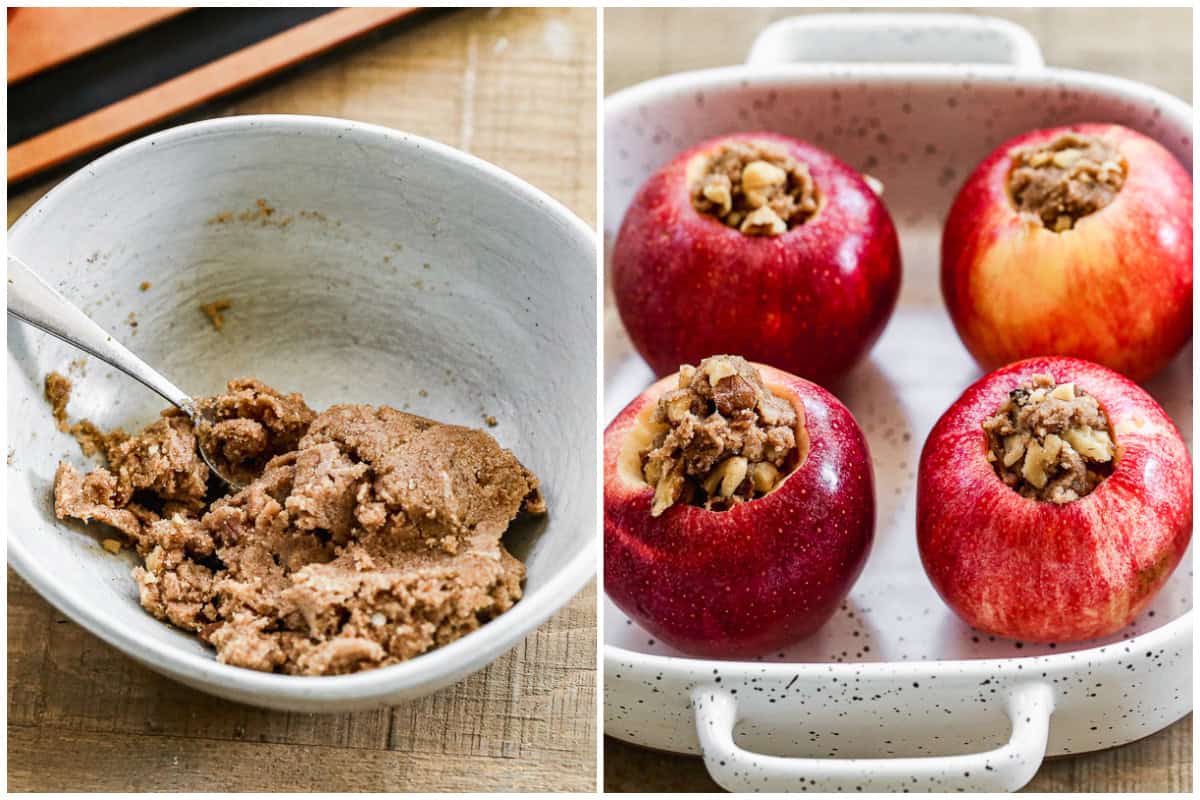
7,253,242,490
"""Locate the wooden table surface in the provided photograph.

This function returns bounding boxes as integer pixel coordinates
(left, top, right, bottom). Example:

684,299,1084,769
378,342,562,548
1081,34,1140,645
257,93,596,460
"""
7,7,597,792
603,6,1193,794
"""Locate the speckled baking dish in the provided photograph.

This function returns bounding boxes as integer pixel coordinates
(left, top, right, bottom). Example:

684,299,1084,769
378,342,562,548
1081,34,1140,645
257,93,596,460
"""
8,115,596,712
603,15,1192,792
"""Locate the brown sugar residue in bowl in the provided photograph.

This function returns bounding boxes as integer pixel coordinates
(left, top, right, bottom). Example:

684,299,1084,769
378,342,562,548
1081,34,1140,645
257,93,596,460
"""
44,372,128,458
50,378,545,676
691,141,821,236
1008,133,1127,231
982,373,1116,503
245,198,274,219
45,371,73,431
641,355,803,516
199,299,232,331
207,198,294,228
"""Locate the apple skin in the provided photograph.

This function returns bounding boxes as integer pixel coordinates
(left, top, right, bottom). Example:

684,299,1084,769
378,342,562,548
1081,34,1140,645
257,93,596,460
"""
604,362,875,657
612,132,901,386
941,123,1192,383
917,356,1192,643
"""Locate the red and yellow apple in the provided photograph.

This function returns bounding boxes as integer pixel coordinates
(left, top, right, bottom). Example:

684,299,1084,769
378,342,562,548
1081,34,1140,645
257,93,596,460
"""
604,360,875,657
917,356,1192,642
612,132,901,386
942,123,1192,383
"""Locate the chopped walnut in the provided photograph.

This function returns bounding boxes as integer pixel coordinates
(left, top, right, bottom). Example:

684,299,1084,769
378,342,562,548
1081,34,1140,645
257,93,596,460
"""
691,141,820,236
1008,133,1126,230
641,355,803,516
982,373,1116,504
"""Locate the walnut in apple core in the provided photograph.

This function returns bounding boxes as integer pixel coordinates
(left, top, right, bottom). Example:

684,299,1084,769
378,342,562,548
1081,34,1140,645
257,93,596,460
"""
691,141,820,236
641,355,803,517
982,373,1116,504
50,377,545,675
1008,132,1127,232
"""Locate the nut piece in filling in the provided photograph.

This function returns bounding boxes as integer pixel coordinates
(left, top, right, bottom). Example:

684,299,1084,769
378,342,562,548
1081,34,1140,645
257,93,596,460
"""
641,355,802,516
1008,132,1127,231
50,377,545,676
691,141,820,236
982,373,1116,504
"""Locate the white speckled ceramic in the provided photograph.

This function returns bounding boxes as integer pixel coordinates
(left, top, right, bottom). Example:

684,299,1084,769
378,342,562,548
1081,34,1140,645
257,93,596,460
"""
8,115,596,712
604,15,1191,792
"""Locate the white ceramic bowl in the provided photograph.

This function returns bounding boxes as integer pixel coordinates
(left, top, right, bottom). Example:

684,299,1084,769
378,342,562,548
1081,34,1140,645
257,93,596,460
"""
8,115,596,712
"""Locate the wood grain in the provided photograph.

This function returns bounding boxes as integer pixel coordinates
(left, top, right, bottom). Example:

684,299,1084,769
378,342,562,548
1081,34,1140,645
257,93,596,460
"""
602,6,1192,794
7,7,597,793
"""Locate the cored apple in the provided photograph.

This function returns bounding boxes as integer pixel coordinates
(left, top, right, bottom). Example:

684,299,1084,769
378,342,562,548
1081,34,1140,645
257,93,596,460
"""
604,355,874,657
612,132,901,386
917,356,1192,642
942,123,1192,383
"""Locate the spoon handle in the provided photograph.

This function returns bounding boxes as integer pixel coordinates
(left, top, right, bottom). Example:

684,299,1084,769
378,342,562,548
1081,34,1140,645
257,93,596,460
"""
7,254,194,413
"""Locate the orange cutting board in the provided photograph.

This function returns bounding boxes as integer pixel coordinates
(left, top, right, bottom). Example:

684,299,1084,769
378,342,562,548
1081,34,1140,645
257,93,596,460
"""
8,7,189,83
8,7,421,184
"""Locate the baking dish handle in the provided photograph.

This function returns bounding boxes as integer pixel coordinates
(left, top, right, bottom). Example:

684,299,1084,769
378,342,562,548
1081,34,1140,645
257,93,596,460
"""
745,13,1045,70
692,681,1054,792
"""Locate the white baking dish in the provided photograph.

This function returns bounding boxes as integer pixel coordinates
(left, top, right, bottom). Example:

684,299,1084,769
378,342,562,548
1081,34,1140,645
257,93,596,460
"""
603,15,1192,792
8,115,597,712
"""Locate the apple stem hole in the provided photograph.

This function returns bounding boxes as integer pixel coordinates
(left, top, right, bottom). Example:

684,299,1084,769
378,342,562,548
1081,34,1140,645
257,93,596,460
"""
1007,132,1127,231
982,373,1117,503
633,355,808,516
690,141,822,236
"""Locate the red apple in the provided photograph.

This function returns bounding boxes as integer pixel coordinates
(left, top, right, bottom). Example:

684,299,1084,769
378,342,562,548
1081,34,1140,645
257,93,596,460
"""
612,131,901,386
604,360,874,657
942,123,1192,383
917,356,1192,642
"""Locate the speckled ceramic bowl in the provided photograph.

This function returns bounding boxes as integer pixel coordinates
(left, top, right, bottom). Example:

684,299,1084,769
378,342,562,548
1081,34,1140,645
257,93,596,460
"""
8,115,596,712
604,14,1192,792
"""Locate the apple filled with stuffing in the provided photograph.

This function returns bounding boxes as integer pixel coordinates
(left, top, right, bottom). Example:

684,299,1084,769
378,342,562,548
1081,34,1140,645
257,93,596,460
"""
612,132,901,386
917,356,1192,642
604,355,874,657
942,123,1192,382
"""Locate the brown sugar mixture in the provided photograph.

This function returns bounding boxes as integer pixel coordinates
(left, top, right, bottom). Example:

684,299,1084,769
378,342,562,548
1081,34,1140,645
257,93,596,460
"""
45,372,127,458
50,377,544,675
982,373,1116,504
691,141,821,236
1008,132,1127,231
640,355,804,516
200,299,233,331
